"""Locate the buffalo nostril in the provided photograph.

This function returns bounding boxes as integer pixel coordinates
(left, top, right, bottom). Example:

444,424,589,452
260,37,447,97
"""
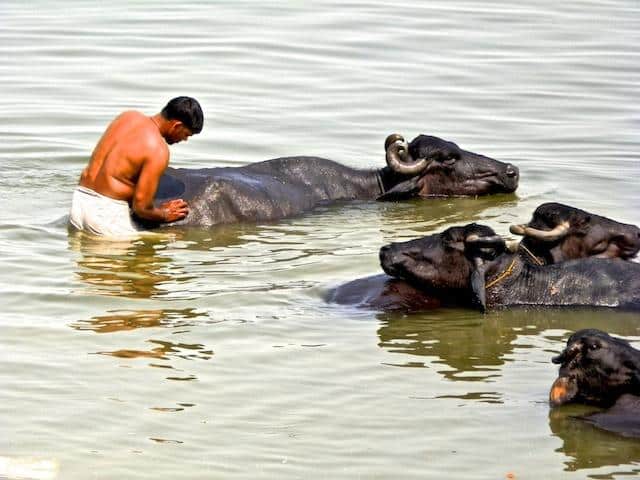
506,165,518,178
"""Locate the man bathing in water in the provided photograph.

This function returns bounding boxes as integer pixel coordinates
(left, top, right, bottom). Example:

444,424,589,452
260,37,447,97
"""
69,96,203,237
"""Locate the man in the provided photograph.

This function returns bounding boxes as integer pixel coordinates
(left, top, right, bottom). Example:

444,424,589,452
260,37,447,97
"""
69,96,203,237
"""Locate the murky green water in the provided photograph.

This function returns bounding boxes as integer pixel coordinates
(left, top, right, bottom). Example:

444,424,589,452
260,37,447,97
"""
1,1,639,478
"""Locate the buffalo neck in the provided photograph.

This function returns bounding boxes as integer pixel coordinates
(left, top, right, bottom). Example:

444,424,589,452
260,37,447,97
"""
377,167,414,196
484,256,640,309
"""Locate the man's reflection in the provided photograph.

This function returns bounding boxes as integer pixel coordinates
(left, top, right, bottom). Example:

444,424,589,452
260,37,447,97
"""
97,338,213,365
68,232,175,299
70,308,204,333
67,224,256,299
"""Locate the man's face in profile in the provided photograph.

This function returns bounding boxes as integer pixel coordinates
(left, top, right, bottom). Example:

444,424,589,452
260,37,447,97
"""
166,122,194,144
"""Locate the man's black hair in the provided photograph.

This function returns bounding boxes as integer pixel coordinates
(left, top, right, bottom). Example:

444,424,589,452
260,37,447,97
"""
161,96,204,134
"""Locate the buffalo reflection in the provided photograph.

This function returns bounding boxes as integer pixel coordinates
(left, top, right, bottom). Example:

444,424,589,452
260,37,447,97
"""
549,407,640,473
376,308,640,383
377,194,517,243
376,310,518,382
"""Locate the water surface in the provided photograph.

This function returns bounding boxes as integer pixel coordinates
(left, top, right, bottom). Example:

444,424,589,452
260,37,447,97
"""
1,1,640,479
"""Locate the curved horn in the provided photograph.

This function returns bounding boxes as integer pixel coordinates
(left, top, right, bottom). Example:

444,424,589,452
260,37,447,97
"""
509,221,570,241
384,133,404,152
385,134,428,175
465,234,504,246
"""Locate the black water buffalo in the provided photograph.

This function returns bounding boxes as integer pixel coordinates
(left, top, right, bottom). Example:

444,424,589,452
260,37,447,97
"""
511,202,640,265
328,205,640,311
378,223,640,311
326,274,442,311
151,134,519,227
550,329,640,438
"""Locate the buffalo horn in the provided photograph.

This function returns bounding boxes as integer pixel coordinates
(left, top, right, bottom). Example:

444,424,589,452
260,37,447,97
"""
385,134,428,175
509,221,570,241
465,234,504,246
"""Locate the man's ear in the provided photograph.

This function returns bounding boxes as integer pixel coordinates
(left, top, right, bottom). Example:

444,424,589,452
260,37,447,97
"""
469,257,487,312
377,176,420,201
168,119,184,131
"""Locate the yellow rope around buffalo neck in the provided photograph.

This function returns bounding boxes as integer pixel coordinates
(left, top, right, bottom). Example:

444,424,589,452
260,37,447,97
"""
518,243,544,266
485,258,518,289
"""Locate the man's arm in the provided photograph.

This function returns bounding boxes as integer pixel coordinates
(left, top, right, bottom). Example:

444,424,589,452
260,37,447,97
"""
132,150,188,223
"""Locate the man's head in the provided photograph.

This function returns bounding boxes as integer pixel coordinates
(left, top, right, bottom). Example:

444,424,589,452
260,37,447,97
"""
160,96,204,144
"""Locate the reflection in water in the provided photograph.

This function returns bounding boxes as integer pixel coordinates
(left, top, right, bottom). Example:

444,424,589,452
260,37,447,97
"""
68,222,318,301
150,438,184,444
377,194,519,242
377,310,516,382
70,308,205,333
433,391,502,404
68,232,177,299
96,338,213,382
376,308,640,383
70,307,214,381
96,338,213,362
549,407,640,474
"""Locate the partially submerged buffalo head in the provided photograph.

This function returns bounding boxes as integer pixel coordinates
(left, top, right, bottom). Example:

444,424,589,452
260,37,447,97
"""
379,134,519,199
550,329,640,408
379,222,640,311
379,223,505,307
511,203,640,264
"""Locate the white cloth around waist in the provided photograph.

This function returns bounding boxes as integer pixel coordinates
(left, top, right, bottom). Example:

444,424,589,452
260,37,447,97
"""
69,186,143,238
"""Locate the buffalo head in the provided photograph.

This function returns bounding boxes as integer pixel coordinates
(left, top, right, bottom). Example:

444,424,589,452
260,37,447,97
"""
379,223,506,309
381,134,519,199
511,203,640,264
550,329,640,408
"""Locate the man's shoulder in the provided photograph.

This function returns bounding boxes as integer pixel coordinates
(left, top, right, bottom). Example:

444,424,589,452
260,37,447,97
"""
109,110,167,160
118,111,165,147
118,110,146,120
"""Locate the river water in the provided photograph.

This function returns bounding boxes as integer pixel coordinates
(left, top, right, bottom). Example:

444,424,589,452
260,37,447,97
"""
1,1,640,479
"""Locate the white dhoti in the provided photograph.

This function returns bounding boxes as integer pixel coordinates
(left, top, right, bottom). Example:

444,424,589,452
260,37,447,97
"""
69,186,142,237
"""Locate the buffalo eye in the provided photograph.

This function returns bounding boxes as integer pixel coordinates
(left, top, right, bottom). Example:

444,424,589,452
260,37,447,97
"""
442,156,457,166
588,342,600,351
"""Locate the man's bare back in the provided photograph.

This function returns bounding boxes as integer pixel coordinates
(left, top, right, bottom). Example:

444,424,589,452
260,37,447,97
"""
80,110,167,203
72,97,203,232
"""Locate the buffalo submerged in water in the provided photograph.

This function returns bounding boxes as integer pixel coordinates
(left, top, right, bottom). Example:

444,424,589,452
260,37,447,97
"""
328,203,640,311
550,329,640,438
149,134,519,227
378,223,640,311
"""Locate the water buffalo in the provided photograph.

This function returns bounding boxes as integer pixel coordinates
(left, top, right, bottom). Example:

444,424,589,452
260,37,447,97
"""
511,202,640,265
150,134,519,227
378,223,640,311
328,205,640,311
550,329,640,438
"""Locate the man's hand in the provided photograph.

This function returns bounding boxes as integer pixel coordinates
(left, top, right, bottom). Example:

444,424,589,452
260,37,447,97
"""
160,199,189,223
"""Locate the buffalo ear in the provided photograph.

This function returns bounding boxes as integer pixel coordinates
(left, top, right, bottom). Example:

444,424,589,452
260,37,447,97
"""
469,257,487,312
377,177,420,201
